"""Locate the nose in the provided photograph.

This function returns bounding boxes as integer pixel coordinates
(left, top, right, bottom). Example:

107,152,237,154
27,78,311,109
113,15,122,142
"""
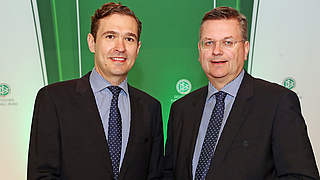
114,38,126,52
212,42,223,56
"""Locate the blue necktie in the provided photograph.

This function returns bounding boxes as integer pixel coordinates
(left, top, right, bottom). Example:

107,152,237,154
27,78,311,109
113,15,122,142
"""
195,91,227,180
107,86,122,180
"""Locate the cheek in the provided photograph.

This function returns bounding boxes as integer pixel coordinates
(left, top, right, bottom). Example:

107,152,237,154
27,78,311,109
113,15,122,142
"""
224,51,234,59
199,57,210,73
98,42,113,52
199,51,209,62
95,44,104,55
198,54,205,66
128,47,139,57
130,51,138,59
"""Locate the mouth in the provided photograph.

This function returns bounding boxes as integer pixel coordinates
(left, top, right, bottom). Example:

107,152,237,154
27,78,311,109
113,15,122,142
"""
211,60,227,64
110,57,127,62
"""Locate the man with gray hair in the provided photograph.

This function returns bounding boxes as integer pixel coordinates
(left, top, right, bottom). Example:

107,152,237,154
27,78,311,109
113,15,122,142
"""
163,6,319,180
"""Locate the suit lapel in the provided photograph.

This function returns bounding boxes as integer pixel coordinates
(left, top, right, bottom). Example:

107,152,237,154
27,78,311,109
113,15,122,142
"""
187,87,208,179
75,72,114,176
119,85,141,179
207,72,254,176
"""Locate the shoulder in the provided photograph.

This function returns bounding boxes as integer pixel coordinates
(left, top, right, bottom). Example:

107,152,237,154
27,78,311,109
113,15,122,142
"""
128,85,160,106
245,74,299,106
44,79,79,91
39,78,80,95
36,73,90,99
250,75,296,97
171,85,207,108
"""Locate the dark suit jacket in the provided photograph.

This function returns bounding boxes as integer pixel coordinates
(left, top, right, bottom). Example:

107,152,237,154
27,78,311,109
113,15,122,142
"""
28,72,163,180
163,72,319,180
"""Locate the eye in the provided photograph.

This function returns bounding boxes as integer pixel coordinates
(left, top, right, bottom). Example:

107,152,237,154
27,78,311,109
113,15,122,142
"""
105,34,115,39
125,37,136,43
204,40,214,46
223,40,234,47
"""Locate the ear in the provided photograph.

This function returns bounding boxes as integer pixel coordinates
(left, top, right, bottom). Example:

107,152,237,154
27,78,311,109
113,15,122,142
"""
198,41,202,62
87,33,96,53
244,41,250,61
136,41,141,55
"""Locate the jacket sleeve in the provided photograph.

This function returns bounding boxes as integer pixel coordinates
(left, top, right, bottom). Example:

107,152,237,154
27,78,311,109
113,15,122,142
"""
27,87,61,180
148,101,165,180
272,90,319,180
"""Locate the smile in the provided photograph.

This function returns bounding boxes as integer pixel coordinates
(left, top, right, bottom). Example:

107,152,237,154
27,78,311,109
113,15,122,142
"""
211,60,227,64
110,57,127,62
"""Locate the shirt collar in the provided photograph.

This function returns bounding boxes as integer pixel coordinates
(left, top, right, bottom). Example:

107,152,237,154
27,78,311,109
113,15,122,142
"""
207,69,245,99
89,68,129,95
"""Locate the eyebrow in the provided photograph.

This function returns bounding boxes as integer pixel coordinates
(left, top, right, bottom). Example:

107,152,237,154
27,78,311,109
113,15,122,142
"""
102,31,117,36
203,36,235,40
222,36,234,40
101,31,138,40
126,32,138,40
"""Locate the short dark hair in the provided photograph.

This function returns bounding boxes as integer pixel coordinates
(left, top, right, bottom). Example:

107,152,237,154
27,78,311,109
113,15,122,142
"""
90,2,142,42
200,6,248,41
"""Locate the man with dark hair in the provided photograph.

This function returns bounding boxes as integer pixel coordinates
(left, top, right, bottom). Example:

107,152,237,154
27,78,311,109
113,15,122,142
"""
163,7,319,180
28,2,163,180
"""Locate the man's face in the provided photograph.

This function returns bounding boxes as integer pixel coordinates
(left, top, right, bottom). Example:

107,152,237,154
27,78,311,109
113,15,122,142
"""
198,19,249,88
88,14,141,84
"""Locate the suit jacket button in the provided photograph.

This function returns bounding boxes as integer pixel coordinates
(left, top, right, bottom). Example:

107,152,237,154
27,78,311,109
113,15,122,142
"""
243,140,249,147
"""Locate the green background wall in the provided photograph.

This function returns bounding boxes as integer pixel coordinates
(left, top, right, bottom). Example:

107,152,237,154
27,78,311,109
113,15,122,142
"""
3,1,320,179
36,0,254,140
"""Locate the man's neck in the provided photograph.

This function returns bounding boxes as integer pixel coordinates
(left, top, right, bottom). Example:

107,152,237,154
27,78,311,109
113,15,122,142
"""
95,68,127,86
104,76,126,86
209,71,243,91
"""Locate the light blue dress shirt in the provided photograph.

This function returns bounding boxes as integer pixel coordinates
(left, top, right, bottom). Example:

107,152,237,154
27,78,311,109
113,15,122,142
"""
192,70,245,179
89,68,131,170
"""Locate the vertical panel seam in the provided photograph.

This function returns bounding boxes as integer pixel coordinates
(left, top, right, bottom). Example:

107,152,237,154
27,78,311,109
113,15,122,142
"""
30,0,48,85
248,0,260,74
51,0,63,81
76,0,82,77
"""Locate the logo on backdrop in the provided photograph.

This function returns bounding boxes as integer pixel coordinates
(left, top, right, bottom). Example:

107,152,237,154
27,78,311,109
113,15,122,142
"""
0,83,10,97
282,77,296,90
0,83,18,106
176,79,192,95
170,79,192,103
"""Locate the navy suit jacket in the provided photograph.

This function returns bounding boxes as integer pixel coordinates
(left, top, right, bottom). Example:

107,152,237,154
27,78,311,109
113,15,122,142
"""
28,72,163,180
164,72,319,180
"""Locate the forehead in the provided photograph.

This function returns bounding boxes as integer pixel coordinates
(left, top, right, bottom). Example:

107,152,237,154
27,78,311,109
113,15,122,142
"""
200,19,242,39
97,14,138,35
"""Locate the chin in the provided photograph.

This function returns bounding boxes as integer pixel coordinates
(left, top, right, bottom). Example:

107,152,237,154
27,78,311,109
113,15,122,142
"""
111,71,127,76
208,71,227,78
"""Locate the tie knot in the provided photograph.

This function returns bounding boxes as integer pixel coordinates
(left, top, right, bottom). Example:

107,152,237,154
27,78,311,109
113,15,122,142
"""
215,91,227,102
108,86,122,96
